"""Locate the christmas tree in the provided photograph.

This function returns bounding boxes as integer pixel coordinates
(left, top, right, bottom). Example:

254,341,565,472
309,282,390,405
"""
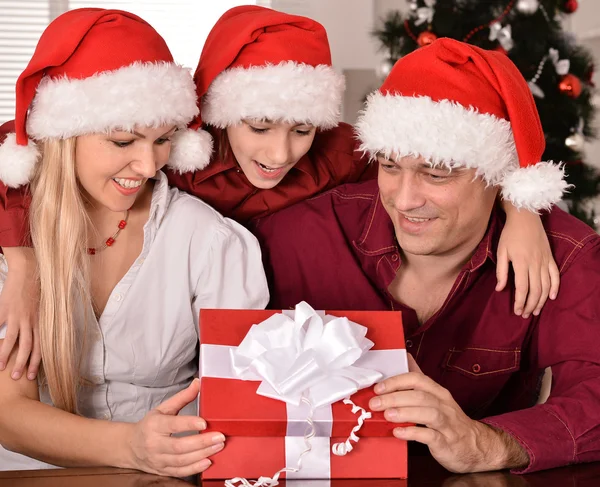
374,0,598,227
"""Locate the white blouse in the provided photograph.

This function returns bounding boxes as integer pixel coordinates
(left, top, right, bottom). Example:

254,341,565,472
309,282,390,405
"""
0,172,269,470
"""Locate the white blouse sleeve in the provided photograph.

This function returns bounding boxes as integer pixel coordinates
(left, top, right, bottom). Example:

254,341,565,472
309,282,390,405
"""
192,217,269,318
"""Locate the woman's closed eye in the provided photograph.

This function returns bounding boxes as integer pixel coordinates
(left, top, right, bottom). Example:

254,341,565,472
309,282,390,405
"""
248,125,269,134
111,139,135,148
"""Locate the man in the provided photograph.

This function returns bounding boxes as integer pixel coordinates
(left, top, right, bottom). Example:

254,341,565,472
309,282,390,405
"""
253,38,600,474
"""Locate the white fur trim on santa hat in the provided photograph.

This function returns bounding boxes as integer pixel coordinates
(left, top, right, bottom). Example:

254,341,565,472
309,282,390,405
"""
27,62,199,140
167,128,214,173
356,93,519,186
201,61,345,130
0,133,40,188
501,162,570,212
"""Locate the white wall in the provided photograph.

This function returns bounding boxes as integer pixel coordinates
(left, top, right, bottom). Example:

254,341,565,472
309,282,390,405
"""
69,0,257,69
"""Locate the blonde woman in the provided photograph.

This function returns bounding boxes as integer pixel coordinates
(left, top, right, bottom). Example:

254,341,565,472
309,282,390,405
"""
0,9,268,474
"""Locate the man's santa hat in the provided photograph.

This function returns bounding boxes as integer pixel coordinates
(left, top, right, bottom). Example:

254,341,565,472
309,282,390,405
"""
0,8,212,188
356,38,569,212
193,5,345,131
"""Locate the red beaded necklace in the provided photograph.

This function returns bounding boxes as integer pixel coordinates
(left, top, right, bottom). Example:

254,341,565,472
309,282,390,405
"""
87,210,129,255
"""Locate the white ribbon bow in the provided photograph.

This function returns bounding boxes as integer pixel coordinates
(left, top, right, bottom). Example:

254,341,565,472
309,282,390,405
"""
414,0,436,26
549,48,570,76
231,302,383,409
489,22,514,52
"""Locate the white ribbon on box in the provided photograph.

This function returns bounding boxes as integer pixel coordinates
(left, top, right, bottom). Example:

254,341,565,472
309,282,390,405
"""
200,302,407,485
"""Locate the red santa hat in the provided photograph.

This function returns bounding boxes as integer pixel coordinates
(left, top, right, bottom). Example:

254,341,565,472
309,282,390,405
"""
0,8,212,188
194,5,345,131
356,38,569,212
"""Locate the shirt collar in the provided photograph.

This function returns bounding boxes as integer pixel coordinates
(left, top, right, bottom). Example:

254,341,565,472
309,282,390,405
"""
292,152,319,184
354,192,500,269
468,206,501,270
147,171,173,230
353,192,398,256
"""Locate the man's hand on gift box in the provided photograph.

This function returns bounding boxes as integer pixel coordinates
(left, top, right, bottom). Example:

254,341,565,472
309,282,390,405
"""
124,379,226,477
368,354,530,474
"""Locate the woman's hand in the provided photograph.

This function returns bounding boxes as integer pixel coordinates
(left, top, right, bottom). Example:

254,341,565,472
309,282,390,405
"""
0,247,40,380
127,379,226,477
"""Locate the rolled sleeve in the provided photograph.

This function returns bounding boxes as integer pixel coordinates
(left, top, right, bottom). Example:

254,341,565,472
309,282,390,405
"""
482,402,577,473
483,238,600,473
0,120,32,249
0,209,32,248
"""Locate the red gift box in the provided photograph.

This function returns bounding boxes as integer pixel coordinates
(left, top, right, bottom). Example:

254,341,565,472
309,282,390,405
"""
199,308,408,481
203,478,408,487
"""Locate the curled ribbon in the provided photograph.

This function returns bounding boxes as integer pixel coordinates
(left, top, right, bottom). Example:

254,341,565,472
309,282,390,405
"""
230,301,383,409
489,22,514,52
414,0,436,26
225,397,317,487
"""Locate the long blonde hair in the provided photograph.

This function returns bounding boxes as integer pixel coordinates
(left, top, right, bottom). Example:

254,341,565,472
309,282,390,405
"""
30,138,91,414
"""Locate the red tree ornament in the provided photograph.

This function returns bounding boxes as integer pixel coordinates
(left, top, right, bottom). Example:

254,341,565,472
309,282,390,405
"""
559,74,582,98
418,31,437,47
562,0,579,13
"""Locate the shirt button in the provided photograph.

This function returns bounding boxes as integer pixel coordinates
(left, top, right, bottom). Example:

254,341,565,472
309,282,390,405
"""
472,364,481,374
114,293,124,302
138,257,145,265
406,339,413,348
391,254,399,262
93,375,104,384
102,413,111,420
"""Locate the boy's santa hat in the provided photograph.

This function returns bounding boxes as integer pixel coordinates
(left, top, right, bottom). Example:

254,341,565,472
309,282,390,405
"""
0,8,212,188
356,38,569,212
193,5,345,131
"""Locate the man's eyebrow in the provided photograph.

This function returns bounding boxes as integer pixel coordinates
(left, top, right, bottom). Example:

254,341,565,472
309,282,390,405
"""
419,163,465,172
419,162,448,170
376,155,462,172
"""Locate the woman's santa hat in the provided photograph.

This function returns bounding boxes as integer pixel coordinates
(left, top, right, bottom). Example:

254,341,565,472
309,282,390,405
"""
356,38,569,212
0,8,212,188
194,5,345,131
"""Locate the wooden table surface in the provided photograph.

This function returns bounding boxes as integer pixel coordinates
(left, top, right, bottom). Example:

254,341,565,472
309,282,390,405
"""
1,456,599,487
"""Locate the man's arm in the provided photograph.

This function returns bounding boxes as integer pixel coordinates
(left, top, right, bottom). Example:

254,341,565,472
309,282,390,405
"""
481,236,600,473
